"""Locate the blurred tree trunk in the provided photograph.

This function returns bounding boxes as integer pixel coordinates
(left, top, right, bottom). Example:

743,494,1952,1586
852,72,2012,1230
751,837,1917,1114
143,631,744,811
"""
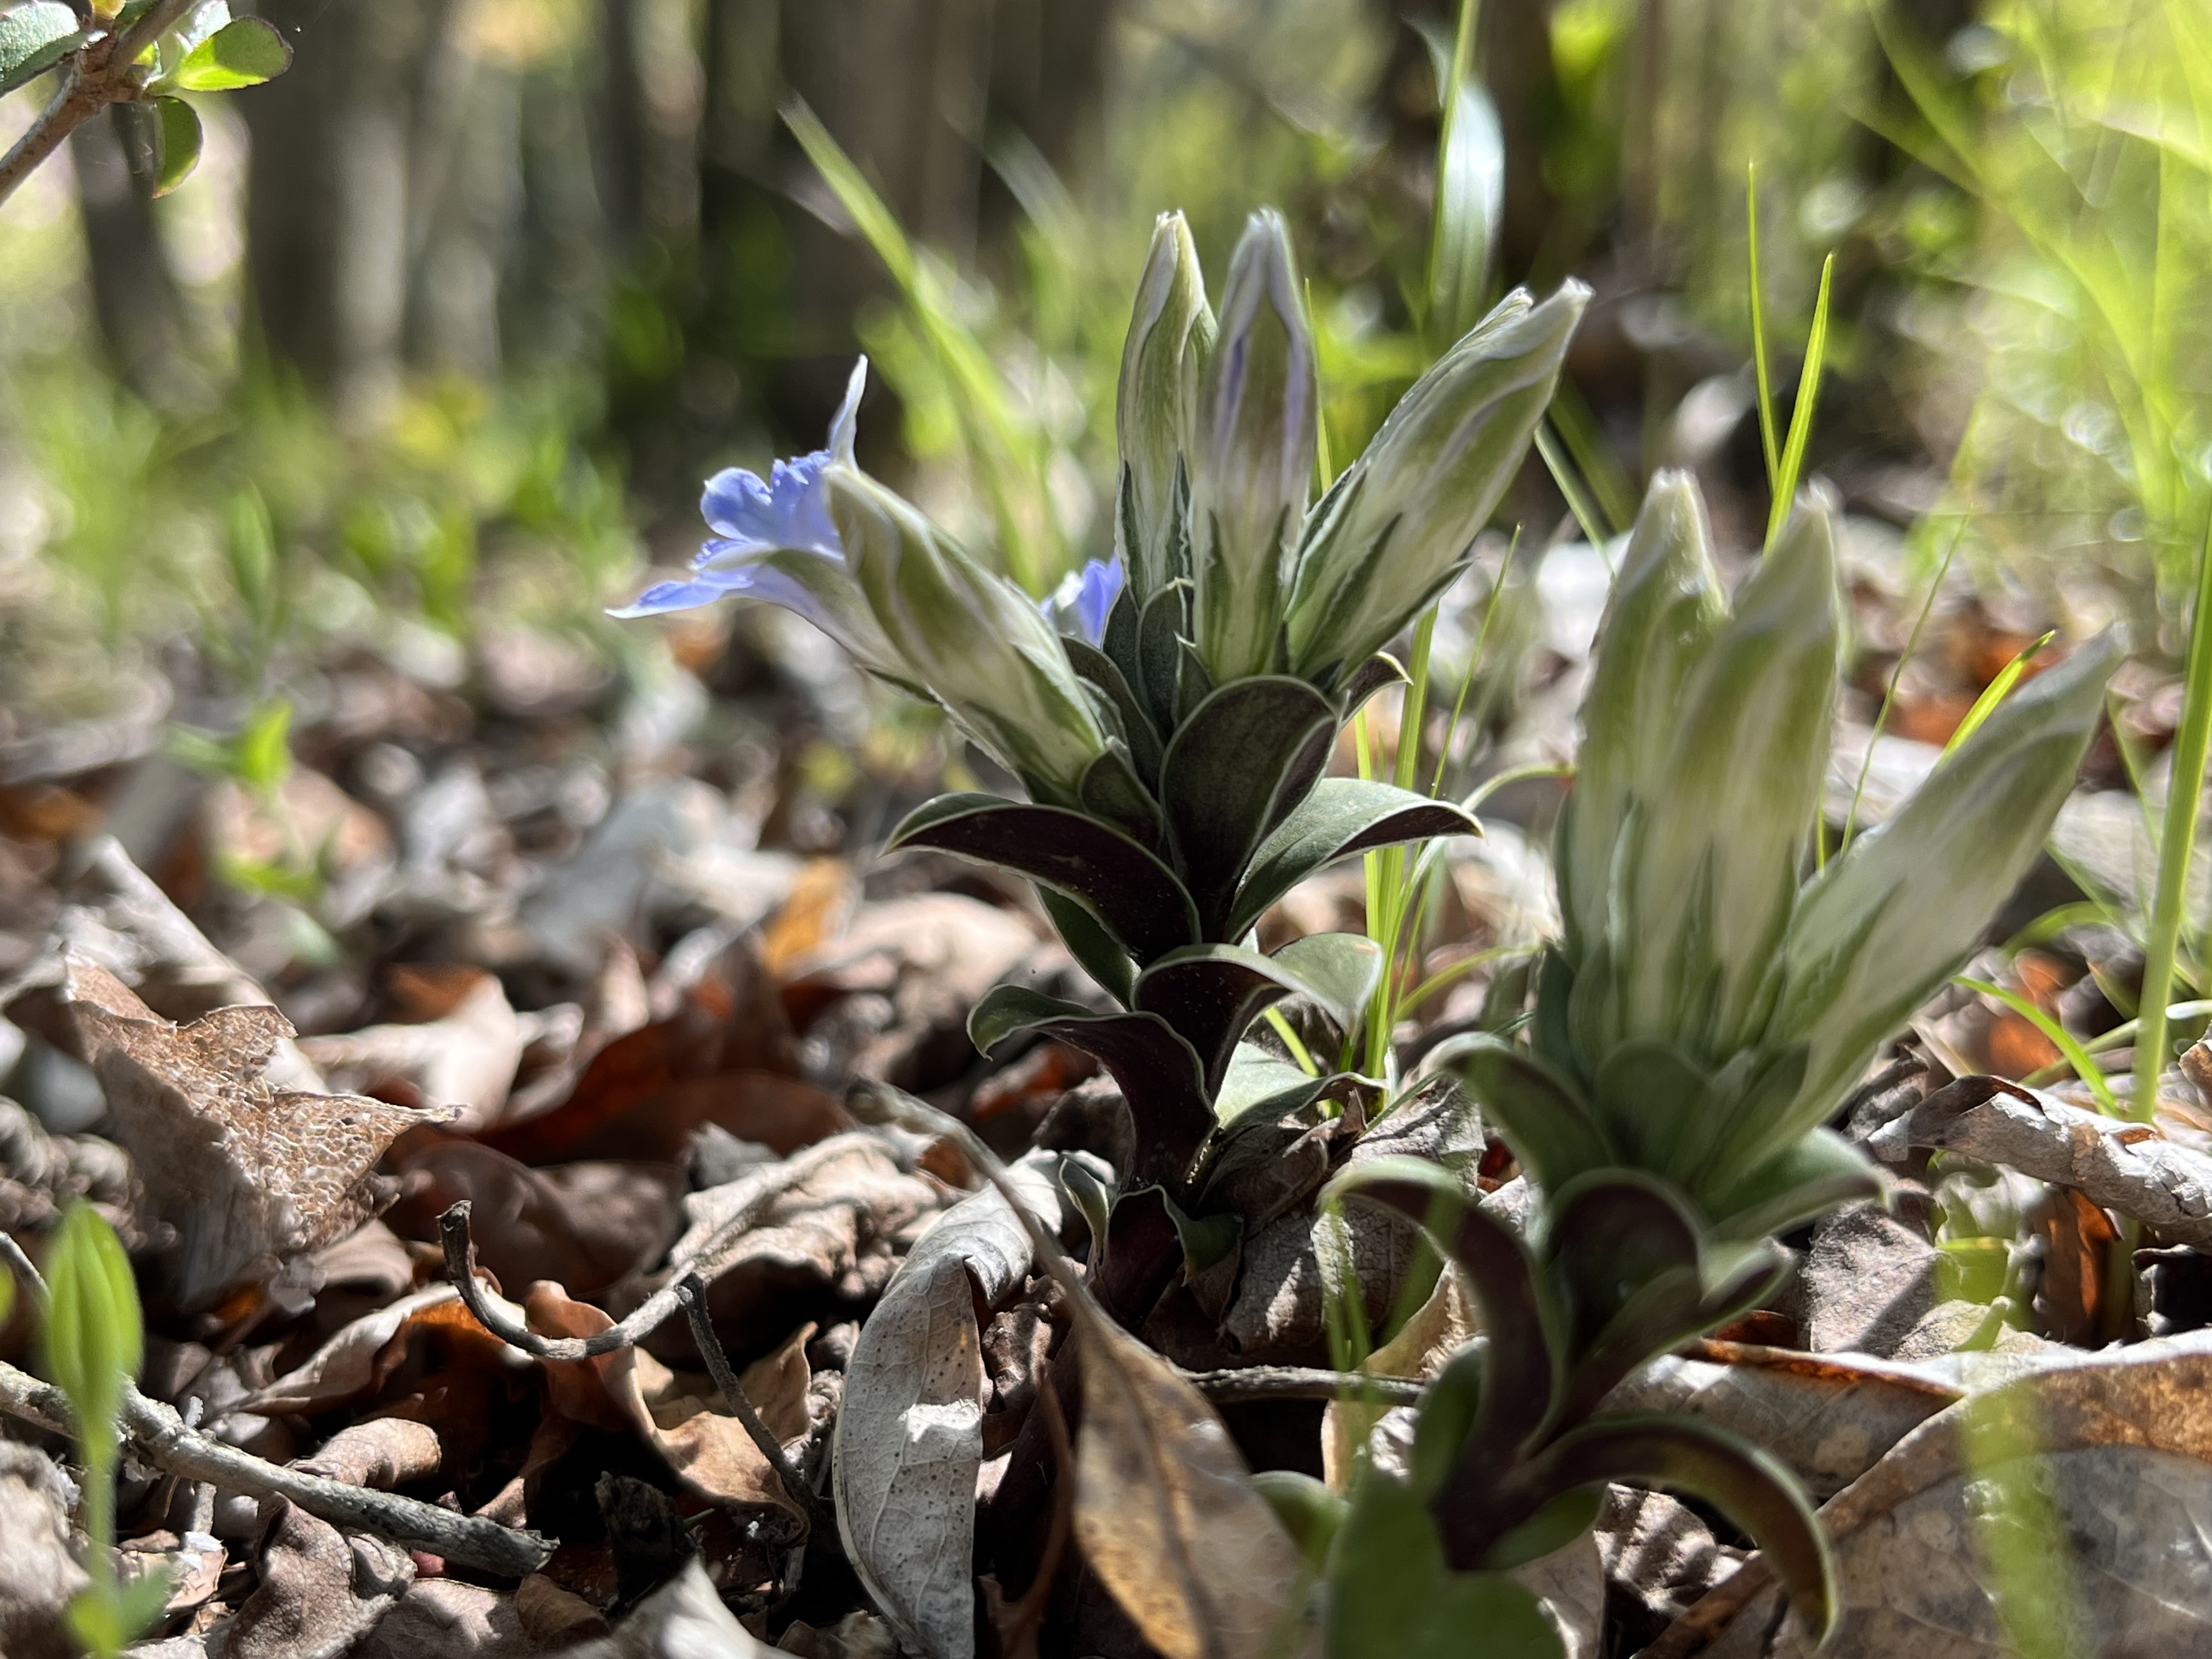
69,108,187,402
241,0,435,424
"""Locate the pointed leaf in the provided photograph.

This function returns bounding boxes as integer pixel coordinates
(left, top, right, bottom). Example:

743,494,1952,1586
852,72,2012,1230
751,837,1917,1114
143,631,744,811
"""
1426,1032,1614,1194
1272,931,1384,1039
1327,1158,1560,1466
0,2,80,94
1037,887,1135,1005
967,985,1214,1183
1080,743,1166,850
168,14,290,89
1254,1470,1347,1570
1135,940,1379,1094
1229,779,1477,938
1327,1465,1561,1659
1136,582,1190,736
1064,633,1163,785
1160,679,1335,916
151,97,202,196
1704,1127,1887,1242
1511,1414,1836,1645
1336,651,1408,717
889,793,1198,964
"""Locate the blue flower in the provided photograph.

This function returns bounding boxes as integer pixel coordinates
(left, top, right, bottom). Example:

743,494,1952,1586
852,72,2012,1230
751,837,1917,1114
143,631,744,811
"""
1041,557,1125,647
610,359,868,622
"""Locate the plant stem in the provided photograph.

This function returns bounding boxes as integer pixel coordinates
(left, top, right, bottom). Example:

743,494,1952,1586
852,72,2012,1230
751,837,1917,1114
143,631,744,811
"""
2136,511,2212,1121
0,0,200,210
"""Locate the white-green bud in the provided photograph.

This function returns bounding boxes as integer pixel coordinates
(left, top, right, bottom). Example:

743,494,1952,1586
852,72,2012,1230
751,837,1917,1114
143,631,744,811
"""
828,466,1108,804
1616,494,1842,1060
1558,470,1726,966
1189,210,1316,684
1763,629,2121,1162
1116,211,1215,602
1284,280,1588,686
42,1201,142,1470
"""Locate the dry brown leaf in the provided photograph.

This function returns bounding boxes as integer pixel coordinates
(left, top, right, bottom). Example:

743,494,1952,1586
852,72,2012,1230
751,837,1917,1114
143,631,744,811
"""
0,1442,86,1659
1073,1312,1317,1659
760,857,861,976
1655,1331,2212,1657
566,1558,781,1657
292,1418,442,1490
243,1286,460,1415
214,1504,415,1659
1321,1266,1476,1489
832,1154,1060,1659
59,956,450,1313
299,971,530,1131
350,1580,535,1658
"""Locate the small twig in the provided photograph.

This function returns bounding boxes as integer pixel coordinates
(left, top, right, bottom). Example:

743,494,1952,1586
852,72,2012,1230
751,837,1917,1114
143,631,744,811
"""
0,1361,551,1576
673,1272,837,1542
0,1232,50,1313
1179,1365,1424,1407
0,0,202,210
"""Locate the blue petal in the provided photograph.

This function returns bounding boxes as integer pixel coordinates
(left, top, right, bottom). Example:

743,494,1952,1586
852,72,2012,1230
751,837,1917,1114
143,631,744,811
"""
699,452,842,559
1074,558,1125,646
607,579,735,618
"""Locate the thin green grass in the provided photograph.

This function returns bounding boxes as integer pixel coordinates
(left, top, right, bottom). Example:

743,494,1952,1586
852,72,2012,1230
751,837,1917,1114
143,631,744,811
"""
1746,159,1781,487
2134,511,2212,1120
1957,974,2120,1116
1944,630,2057,758
1842,518,1965,850
1765,252,1835,549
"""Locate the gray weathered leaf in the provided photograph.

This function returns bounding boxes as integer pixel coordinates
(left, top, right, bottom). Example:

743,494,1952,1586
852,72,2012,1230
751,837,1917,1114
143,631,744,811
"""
833,1152,1061,1659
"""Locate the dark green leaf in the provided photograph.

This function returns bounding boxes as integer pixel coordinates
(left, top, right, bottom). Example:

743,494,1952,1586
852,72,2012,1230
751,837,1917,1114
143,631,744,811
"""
1409,1341,1486,1503
1593,1039,1720,1185
1063,634,1163,786
966,986,1215,1183
1102,569,1142,684
1479,1486,1604,1571
1173,637,1215,728
1135,582,1189,736
1254,1471,1347,1571
1134,944,1308,1094
888,793,1197,964
150,96,201,196
1542,1167,1704,1347
1328,1158,1560,1468
1510,1415,1836,1645
1079,743,1165,850
0,2,81,95
1100,1184,1184,1319
1327,1465,1562,1659
1037,887,1134,1005
1337,651,1408,717
168,15,290,91
1425,1032,1614,1195
1060,1156,1114,1271
1228,779,1476,939
1160,676,1335,926
1272,932,1384,1040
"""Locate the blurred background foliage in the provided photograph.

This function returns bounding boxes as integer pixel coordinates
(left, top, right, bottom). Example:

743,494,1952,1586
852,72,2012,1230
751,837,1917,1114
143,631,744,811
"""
1,0,2206,746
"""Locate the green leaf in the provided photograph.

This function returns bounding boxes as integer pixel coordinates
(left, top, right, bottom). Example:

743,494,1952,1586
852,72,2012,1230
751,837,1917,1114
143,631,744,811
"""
1229,778,1476,939
966,985,1216,1184
0,1,80,94
1036,887,1134,1005
1702,1126,1887,1242
42,1201,142,1465
888,793,1198,964
1063,634,1163,786
1419,0,1505,348
1480,1486,1605,1571
167,14,289,91
1425,1032,1615,1195
1254,1470,1347,1570
1133,944,1317,1094
1135,581,1190,736
1078,743,1165,850
1336,651,1408,716
1513,1414,1836,1645
1326,1465,1562,1659
1327,1158,1561,1468
1272,932,1384,1042
147,96,203,196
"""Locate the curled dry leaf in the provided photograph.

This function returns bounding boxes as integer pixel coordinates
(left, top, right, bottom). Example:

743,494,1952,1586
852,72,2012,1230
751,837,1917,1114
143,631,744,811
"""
242,1285,461,1415
565,1557,781,1657
1654,1330,2212,1658
833,1152,1061,1659
58,957,450,1312
298,970,531,1131
528,1281,815,1520
1870,1075,2212,1249
215,1504,416,1659
350,1579,537,1658
292,1417,443,1491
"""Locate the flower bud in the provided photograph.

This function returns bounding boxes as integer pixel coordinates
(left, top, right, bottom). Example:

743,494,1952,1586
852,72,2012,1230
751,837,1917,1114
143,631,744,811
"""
1558,471,1725,965
1616,494,1842,1060
1763,629,2121,1163
829,466,1107,803
1116,213,1214,602
1285,281,1588,687
42,1201,142,1467
1189,211,1316,684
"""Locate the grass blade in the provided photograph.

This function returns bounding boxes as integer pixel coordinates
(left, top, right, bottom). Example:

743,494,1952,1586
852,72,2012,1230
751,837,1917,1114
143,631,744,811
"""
2136,511,2212,1120
1944,630,2058,758
1746,159,1780,489
1537,421,1610,551
1957,975,2119,1117
1765,252,1835,549
1843,518,1964,850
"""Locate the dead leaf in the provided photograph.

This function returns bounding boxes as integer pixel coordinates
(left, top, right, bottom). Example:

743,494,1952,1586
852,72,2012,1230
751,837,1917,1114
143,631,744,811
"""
760,857,861,975
1321,1266,1476,1489
349,1580,535,1658
1073,1310,1317,1659
292,1418,442,1490
243,1286,461,1415
2032,1187,2117,1345
59,957,450,1312
0,1442,87,1659
385,1139,683,1297
1799,1203,1945,1358
1652,1331,2212,1657
216,1504,415,1659
565,1558,780,1657
833,1153,1060,1658
299,972,530,1131
512,1572,611,1645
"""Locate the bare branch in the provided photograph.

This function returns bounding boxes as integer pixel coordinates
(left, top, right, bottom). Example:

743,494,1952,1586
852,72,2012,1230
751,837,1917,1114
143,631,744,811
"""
1180,1365,1424,1406
0,1361,552,1576
674,1272,838,1542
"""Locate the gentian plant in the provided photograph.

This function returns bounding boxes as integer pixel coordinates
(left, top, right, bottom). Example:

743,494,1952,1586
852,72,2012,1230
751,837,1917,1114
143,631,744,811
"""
1295,471,2118,1656
620,210,1588,1306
